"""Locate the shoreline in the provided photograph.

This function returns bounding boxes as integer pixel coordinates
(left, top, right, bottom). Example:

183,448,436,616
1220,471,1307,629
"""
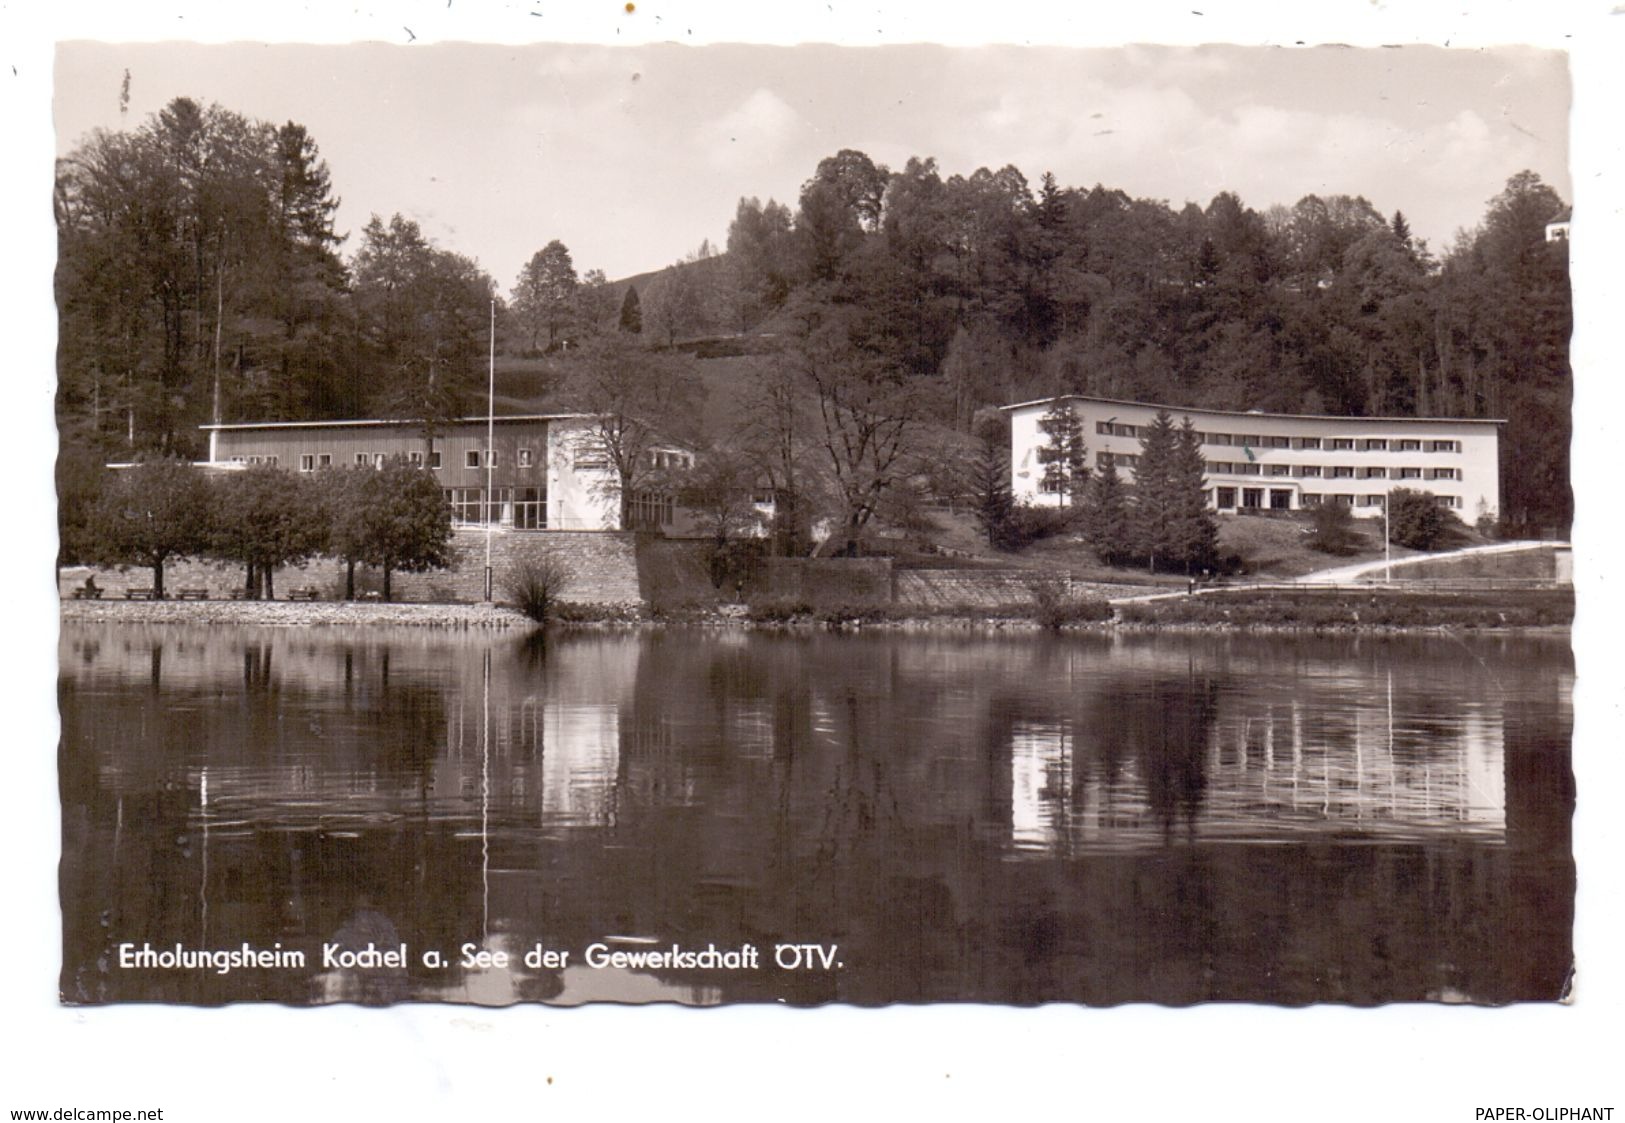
58,597,1573,635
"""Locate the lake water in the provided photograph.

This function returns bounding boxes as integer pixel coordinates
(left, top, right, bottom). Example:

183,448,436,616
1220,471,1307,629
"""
58,623,1573,1006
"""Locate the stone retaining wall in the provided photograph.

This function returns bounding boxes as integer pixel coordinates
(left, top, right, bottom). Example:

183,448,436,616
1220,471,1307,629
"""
894,569,1158,607
57,528,644,607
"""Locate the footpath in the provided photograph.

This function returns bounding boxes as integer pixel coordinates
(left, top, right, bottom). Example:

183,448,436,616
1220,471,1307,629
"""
1109,540,1564,606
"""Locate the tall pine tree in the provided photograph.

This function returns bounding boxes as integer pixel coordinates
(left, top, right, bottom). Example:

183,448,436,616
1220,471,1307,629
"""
1171,418,1219,574
1035,399,1088,506
1132,410,1180,572
1082,459,1131,565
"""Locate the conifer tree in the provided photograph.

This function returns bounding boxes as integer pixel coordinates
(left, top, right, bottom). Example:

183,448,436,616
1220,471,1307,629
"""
1132,410,1180,572
1081,458,1131,565
1035,399,1088,506
1171,418,1219,573
969,412,1014,548
619,285,643,334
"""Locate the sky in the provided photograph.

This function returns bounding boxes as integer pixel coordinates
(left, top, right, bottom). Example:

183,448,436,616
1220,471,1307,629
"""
53,41,1572,289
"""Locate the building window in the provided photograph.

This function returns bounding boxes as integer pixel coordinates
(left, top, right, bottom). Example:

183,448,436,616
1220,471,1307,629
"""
1429,439,1460,453
518,447,533,468
1434,495,1461,508
1360,495,1386,507
1331,466,1355,479
1236,463,1261,476
1215,487,1237,509
466,450,481,469
447,487,485,524
1301,493,1323,507
1267,436,1290,449
1241,488,1264,509
1363,438,1388,452
1269,464,1292,477
1397,439,1421,452
318,454,332,468
1299,465,1322,478
1296,437,1322,450
1330,438,1355,451
300,454,315,472
372,453,385,469
513,486,545,529
1398,467,1422,479
429,451,442,470
1208,433,1233,446
355,454,368,466
1428,467,1460,481
1096,422,1113,436
1362,467,1388,479
630,490,675,529
408,451,424,466
1333,494,1355,507
1270,489,1292,510
1113,423,1138,438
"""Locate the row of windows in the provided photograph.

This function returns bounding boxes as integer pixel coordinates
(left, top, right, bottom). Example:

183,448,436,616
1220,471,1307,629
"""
444,487,546,529
1091,420,1461,454
1206,463,1460,481
279,448,543,472
1211,487,1462,510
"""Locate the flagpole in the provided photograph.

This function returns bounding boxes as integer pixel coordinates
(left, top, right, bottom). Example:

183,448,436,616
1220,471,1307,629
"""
485,299,495,602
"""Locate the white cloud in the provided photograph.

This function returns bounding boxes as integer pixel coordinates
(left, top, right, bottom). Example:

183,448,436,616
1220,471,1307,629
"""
695,88,803,170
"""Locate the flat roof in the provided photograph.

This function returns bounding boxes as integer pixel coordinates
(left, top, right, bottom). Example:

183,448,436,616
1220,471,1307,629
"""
999,394,1504,426
200,414,593,432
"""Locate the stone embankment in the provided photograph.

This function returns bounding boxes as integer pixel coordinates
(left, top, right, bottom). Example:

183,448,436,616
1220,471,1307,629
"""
60,599,535,629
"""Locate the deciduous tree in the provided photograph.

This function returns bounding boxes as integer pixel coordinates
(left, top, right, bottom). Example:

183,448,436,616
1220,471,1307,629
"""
210,465,328,598
511,240,579,353
87,459,214,598
559,336,704,527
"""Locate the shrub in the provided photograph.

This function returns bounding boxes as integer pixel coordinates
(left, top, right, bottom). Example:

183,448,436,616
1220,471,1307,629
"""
1389,488,1460,550
1003,502,1080,550
504,553,573,624
1306,501,1361,555
1026,575,1112,630
745,596,814,623
815,603,897,627
552,601,644,623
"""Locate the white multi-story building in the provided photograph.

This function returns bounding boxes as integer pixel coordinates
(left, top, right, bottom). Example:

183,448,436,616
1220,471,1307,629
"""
1004,395,1500,521
201,414,694,532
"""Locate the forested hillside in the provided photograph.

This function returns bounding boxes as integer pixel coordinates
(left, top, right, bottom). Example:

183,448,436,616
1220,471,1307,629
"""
55,99,1572,535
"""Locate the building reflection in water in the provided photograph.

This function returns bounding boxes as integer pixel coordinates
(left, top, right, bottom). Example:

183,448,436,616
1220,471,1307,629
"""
1009,668,1506,852
59,625,1570,1006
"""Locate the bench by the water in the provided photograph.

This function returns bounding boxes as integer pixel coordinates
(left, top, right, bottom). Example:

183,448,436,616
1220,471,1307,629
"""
123,587,156,600
287,586,322,601
175,587,210,600
70,586,104,600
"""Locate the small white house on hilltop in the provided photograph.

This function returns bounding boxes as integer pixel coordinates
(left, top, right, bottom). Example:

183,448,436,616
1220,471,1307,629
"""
1002,395,1501,521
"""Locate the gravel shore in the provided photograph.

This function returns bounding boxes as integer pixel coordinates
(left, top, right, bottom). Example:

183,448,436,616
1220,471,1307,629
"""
60,598,537,629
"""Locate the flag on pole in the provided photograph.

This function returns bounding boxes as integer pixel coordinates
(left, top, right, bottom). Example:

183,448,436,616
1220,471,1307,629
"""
1243,445,1256,462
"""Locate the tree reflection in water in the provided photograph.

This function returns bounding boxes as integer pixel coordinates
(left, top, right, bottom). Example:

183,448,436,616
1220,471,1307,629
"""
60,625,1572,1006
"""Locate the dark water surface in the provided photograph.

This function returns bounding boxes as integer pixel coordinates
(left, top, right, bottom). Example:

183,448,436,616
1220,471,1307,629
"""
59,624,1573,1006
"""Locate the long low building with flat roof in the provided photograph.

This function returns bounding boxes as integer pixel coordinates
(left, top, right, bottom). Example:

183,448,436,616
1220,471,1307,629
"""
1002,395,1501,521
201,414,693,532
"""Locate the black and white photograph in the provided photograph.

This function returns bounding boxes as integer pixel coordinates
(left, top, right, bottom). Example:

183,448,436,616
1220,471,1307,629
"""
6,2,1622,1119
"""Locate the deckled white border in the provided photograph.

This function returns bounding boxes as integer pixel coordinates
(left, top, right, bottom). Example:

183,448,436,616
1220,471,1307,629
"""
4,4,1619,1120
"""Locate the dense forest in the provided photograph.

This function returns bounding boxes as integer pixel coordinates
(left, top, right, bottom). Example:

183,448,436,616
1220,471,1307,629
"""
55,97,1572,536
